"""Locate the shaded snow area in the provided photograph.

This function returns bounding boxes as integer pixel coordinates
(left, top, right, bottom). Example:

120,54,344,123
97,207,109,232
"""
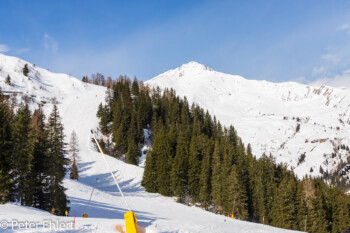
0,53,301,232
146,61,350,178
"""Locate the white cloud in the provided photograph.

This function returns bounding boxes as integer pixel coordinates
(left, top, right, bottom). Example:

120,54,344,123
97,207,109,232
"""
293,76,309,84
338,23,350,34
44,33,58,52
339,24,349,31
321,54,340,64
0,44,10,53
312,66,325,75
13,48,30,54
309,70,350,88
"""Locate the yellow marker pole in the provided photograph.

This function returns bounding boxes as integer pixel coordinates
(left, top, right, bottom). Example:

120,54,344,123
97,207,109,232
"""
65,210,68,217
124,211,138,233
91,130,138,233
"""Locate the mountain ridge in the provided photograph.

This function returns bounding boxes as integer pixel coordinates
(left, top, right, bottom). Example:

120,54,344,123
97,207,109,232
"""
146,61,350,179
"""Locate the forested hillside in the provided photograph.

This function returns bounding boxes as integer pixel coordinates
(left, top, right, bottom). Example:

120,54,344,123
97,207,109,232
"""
97,77,350,233
0,90,69,215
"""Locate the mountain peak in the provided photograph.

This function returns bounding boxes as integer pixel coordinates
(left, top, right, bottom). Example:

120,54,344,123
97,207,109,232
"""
178,61,213,72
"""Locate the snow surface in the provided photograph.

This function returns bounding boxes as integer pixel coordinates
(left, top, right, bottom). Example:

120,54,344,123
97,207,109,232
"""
0,53,300,232
146,61,350,178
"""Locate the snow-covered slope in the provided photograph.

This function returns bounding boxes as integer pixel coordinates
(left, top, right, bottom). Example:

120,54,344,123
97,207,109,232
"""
0,53,299,232
146,62,350,178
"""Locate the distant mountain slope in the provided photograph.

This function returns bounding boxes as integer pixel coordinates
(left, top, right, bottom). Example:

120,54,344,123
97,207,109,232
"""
146,62,350,178
0,53,299,233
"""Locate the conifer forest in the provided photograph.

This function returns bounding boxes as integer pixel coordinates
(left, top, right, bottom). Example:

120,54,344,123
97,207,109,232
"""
96,77,350,233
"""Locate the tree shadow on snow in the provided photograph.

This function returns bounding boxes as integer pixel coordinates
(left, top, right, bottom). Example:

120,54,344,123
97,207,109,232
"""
68,197,160,227
78,171,145,196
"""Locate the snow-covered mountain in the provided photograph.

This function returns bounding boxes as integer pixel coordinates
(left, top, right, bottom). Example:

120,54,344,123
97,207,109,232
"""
146,61,350,178
0,53,300,232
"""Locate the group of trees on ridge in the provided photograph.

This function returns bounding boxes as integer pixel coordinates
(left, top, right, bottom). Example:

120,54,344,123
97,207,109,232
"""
96,77,350,233
0,87,80,215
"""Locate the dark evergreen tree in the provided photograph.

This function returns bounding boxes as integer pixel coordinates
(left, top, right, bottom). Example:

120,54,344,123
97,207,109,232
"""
131,77,139,96
126,138,139,165
0,92,12,203
211,142,223,210
188,136,201,202
28,106,50,209
11,103,32,205
69,131,79,180
141,150,158,192
295,181,307,231
228,165,248,220
199,144,212,209
155,128,174,196
46,105,69,215
5,75,11,86
23,64,29,76
270,175,296,229
171,130,189,201
309,182,328,233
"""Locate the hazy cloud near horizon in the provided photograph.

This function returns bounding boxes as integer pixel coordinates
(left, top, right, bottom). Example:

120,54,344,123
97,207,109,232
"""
0,44,10,53
309,70,350,88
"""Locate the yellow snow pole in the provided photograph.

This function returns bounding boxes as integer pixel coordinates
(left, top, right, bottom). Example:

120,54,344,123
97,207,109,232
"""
91,130,138,233
124,211,138,233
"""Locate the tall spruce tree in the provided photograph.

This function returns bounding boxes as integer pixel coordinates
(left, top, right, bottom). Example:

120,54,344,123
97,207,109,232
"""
0,92,12,203
171,130,189,202
228,165,248,220
141,150,158,192
211,141,223,210
126,138,139,165
188,136,201,202
29,106,50,209
11,103,33,205
199,144,212,209
155,128,173,196
46,105,69,215
69,131,79,180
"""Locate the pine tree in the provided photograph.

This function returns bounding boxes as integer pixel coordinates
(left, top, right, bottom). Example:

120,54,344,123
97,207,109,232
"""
46,105,69,215
29,106,50,209
199,144,212,209
0,93,12,203
309,182,328,233
329,188,350,233
188,136,201,202
211,141,223,210
295,182,308,231
126,138,139,165
141,150,158,192
70,160,79,181
114,119,128,154
250,165,265,222
155,129,173,196
131,77,139,96
5,75,11,86
171,130,189,201
228,165,248,220
270,175,296,229
69,131,79,180
11,103,33,205
23,64,29,76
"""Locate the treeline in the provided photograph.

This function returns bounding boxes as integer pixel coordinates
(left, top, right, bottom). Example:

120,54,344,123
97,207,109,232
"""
0,89,69,215
82,72,130,88
97,77,350,233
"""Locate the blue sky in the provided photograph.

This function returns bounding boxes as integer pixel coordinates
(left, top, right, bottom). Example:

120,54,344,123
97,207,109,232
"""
1,0,350,85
